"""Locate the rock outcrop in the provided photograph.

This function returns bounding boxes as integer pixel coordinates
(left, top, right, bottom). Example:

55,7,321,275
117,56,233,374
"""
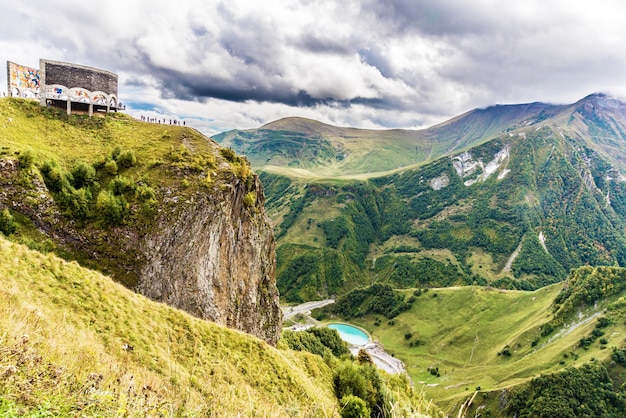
137,174,281,345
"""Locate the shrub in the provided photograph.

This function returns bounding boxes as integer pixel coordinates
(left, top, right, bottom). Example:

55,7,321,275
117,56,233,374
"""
356,349,373,365
60,187,92,220
104,159,118,175
116,150,137,168
96,190,127,225
237,162,252,180
498,345,512,357
333,362,389,414
71,161,96,189
135,184,156,201
281,327,349,359
0,209,18,235
18,149,35,170
340,395,370,418
168,145,189,162
219,147,239,163
612,348,626,366
109,176,134,196
243,191,256,208
40,160,72,192
306,327,350,357
111,145,122,160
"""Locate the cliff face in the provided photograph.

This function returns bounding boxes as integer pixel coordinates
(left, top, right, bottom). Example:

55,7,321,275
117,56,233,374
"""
137,174,281,344
0,152,281,345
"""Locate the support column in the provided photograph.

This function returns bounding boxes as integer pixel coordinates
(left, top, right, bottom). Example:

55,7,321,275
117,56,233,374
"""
89,103,93,117
66,100,71,115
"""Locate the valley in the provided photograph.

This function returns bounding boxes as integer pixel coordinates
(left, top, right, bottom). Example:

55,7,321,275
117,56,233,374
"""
216,92,626,416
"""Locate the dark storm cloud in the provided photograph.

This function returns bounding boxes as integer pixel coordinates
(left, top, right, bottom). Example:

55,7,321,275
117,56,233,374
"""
154,64,400,111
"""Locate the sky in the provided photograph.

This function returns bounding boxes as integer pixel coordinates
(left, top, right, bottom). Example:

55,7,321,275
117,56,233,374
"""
2,0,626,136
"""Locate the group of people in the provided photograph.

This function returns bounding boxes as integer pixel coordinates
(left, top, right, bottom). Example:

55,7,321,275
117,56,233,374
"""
139,115,185,126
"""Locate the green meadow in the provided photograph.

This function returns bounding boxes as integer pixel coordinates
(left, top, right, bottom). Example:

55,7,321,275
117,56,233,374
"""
343,284,624,413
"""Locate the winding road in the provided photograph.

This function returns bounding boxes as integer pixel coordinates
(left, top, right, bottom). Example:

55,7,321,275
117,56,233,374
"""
281,299,335,319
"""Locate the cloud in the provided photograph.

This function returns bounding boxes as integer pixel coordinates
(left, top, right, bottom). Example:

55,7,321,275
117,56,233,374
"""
2,0,626,134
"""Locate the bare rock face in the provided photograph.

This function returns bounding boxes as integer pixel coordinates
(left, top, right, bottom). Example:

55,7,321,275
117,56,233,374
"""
137,175,281,345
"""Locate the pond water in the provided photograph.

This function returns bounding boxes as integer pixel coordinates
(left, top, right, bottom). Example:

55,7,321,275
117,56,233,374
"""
328,323,370,346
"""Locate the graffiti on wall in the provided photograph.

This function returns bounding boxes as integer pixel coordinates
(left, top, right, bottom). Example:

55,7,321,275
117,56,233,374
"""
8,61,40,94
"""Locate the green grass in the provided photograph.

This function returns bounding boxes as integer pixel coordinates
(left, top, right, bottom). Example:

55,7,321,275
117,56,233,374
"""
344,284,624,414
278,198,342,247
0,235,340,416
0,98,218,188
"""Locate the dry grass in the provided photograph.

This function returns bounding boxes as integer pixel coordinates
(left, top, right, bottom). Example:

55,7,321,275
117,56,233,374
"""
0,236,338,416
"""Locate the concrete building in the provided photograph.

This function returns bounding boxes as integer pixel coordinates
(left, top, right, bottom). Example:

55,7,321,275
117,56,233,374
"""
6,59,122,115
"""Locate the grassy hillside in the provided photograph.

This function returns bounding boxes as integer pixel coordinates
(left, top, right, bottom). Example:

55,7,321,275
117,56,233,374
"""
216,94,626,305
214,103,560,179
0,235,441,416
0,236,337,416
318,266,626,415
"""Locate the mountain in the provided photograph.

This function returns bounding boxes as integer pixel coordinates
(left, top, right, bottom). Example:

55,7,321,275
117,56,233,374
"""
0,98,280,344
213,101,562,178
214,93,626,302
215,93,626,178
0,97,440,417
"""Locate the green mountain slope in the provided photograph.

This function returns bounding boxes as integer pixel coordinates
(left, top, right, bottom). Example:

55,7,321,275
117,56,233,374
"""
0,98,438,417
0,236,336,416
232,94,626,303
213,100,556,178
0,97,284,344
214,93,626,179
319,266,626,416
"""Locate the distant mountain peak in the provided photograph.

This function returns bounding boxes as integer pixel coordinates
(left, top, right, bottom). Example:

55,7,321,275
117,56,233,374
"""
577,92,625,110
260,116,340,135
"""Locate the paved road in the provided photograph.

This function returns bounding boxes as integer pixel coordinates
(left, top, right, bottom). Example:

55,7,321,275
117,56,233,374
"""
281,299,335,319
351,343,406,374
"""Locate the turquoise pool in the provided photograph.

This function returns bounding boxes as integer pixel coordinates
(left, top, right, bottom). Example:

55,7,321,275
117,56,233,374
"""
328,323,370,346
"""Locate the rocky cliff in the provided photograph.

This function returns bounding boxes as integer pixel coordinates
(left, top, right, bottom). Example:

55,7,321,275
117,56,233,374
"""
0,106,281,345
137,173,281,344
